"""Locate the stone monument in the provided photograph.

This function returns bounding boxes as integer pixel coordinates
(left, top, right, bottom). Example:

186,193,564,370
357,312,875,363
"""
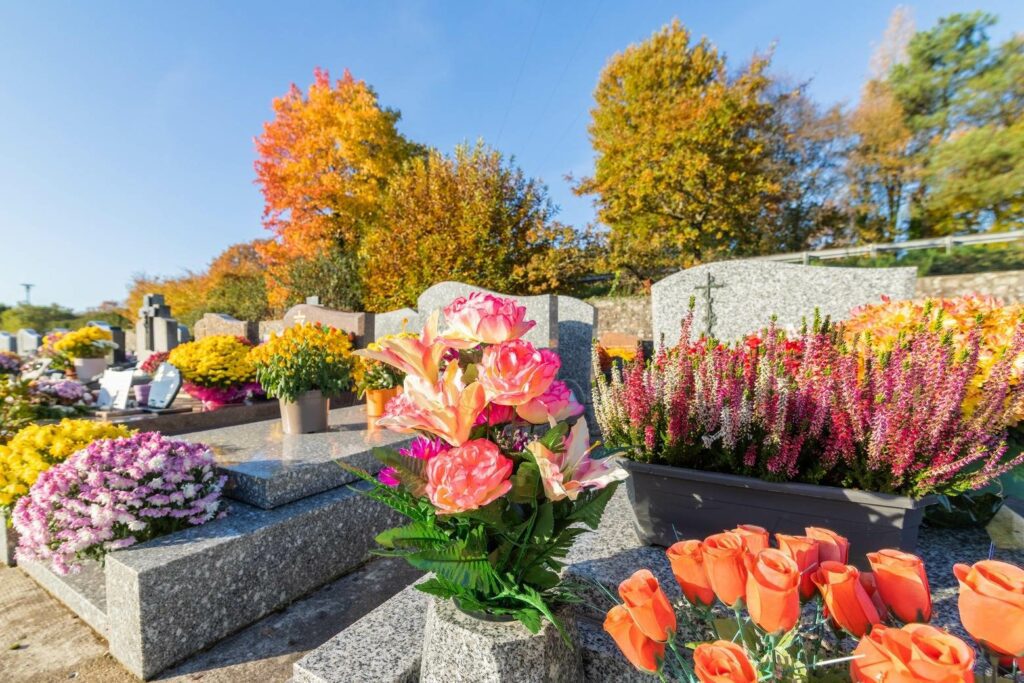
194,313,258,343
135,294,182,361
16,328,41,355
0,332,15,353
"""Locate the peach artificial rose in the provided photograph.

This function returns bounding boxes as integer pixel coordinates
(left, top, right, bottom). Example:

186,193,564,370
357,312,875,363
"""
805,527,849,564
812,561,882,637
478,340,560,406
693,640,757,683
867,548,932,623
953,560,1024,657
618,569,677,642
442,292,535,345
377,363,486,446
667,540,715,608
850,623,975,683
515,379,585,425
424,439,512,514
703,532,748,608
732,525,769,553
775,533,820,601
604,604,664,673
744,549,800,635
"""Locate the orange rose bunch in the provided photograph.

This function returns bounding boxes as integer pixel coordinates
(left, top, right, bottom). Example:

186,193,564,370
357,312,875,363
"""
603,522,1017,682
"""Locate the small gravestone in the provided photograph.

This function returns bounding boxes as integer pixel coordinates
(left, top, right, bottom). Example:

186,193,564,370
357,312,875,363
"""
177,324,191,344
194,313,258,343
147,363,182,410
652,261,917,346
16,329,41,355
0,332,15,353
282,304,368,344
88,321,126,364
97,369,135,410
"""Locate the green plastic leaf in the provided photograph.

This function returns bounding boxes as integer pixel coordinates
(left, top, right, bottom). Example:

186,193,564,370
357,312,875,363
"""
565,483,619,529
375,521,449,550
530,503,555,544
373,447,428,496
405,527,500,594
515,607,543,634
414,577,460,599
509,462,541,503
538,423,569,451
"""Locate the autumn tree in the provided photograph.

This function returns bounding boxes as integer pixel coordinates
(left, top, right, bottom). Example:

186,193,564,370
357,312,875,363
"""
360,142,582,311
574,20,780,277
253,68,420,309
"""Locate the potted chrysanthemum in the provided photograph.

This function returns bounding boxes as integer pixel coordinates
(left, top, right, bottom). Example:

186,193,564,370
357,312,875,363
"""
53,326,116,382
249,323,355,434
353,332,416,418
168,335,261,410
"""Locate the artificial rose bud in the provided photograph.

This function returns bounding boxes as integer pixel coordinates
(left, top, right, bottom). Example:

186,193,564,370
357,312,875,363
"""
703,532,749,608
693,640,757,683
604,604,665,673
867,549,932,623
732,524,769,553
859,572,889,620
744,549,800,635
805,527,849,564
953,560,1024,657
850,623,975,683
618,569,676,643
667,540,715,608
775,533,820,601
812,561,882,637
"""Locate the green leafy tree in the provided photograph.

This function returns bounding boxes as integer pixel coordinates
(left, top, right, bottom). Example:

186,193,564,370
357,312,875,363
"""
1,304,76,333
574,19,780,277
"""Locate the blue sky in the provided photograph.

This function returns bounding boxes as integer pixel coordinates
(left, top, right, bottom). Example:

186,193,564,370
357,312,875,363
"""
1,1,1022,311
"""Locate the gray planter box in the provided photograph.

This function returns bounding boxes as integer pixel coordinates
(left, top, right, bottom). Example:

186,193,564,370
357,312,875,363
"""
625,461,932,566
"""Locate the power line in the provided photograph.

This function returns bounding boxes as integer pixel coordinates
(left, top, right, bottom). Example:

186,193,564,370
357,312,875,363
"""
495,2,545,147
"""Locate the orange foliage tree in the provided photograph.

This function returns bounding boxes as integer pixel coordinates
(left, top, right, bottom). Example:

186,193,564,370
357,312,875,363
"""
253,68,420,309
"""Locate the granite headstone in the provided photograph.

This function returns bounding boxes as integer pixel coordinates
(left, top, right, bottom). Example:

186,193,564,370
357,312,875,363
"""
194,313,258,343
97,369,135,410
0,332,15,353
282,304,369,344
16,328,41,355
147,363,182,410
652,261,917,346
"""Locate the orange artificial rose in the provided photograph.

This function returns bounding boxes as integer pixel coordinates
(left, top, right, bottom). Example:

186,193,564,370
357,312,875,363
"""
703,532,749,607
618,569,676,642
867,549,932,623
775,533,820,601
860,572,890,620
693,640,757,683
813,561,882,637
604,604,665,673
850,623,975,683
953,560,1024,657
667,540,715,608
732,524,769,553
805,527,849,564
744,549,800,635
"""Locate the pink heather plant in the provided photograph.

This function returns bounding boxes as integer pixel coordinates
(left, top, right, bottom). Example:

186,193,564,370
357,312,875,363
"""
594,308,1024,498
13,432,226,575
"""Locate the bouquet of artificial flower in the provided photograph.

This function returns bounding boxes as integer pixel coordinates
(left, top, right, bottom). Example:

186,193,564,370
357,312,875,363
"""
603,522,1022,681
0,351,21,375
348,292,625,634
53,326,116,359
249,323,355,402
13,432,226,574
140,351,169,375
168,335,261,408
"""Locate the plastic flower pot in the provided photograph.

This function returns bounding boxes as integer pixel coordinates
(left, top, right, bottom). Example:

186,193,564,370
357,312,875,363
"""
365,386,402,418
72,357,107,383
625,461,934,568
134,383,152,406
279,390,330,435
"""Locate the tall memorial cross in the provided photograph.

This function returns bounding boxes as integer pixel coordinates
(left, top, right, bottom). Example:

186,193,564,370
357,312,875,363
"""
693,271,724,338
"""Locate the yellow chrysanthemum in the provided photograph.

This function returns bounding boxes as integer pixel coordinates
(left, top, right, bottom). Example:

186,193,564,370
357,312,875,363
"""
168,335,257,388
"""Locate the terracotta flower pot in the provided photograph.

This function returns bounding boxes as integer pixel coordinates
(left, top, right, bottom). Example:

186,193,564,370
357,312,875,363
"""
366,386,402,418
279,390,330,435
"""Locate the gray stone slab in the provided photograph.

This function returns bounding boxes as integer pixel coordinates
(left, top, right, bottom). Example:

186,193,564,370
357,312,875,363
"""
283,305,369,344
0,331,15,352
987,496,1024,549
177,404,410,509
652,261,917,346
577,616,651,683
19,557,109,636
293,581,429,683
194,313,259,343
104,482,403,679
557,294,597,415
1,511,16,567
367,307,422,342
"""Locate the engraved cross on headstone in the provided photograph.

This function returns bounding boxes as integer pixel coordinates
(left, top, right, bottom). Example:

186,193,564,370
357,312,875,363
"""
693,272,724,338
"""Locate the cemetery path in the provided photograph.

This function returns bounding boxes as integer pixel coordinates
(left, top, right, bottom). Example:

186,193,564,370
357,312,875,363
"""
0,558,422,682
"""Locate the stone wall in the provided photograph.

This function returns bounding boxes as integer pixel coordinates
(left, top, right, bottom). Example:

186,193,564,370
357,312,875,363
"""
589,296,652,340
916,269,1024,302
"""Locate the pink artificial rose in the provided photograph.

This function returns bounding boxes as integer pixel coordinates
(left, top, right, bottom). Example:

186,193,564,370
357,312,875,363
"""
443,292,536,345
516,380,585,425
426,439,513,514
478,340,560,407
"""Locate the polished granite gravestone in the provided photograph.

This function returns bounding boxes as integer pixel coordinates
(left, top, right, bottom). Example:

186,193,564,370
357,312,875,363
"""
17,407,411,679
176,404,410,509
652,261,917,346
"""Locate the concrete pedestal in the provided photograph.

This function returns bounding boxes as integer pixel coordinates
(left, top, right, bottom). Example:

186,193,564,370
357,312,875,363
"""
419,598,582,683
